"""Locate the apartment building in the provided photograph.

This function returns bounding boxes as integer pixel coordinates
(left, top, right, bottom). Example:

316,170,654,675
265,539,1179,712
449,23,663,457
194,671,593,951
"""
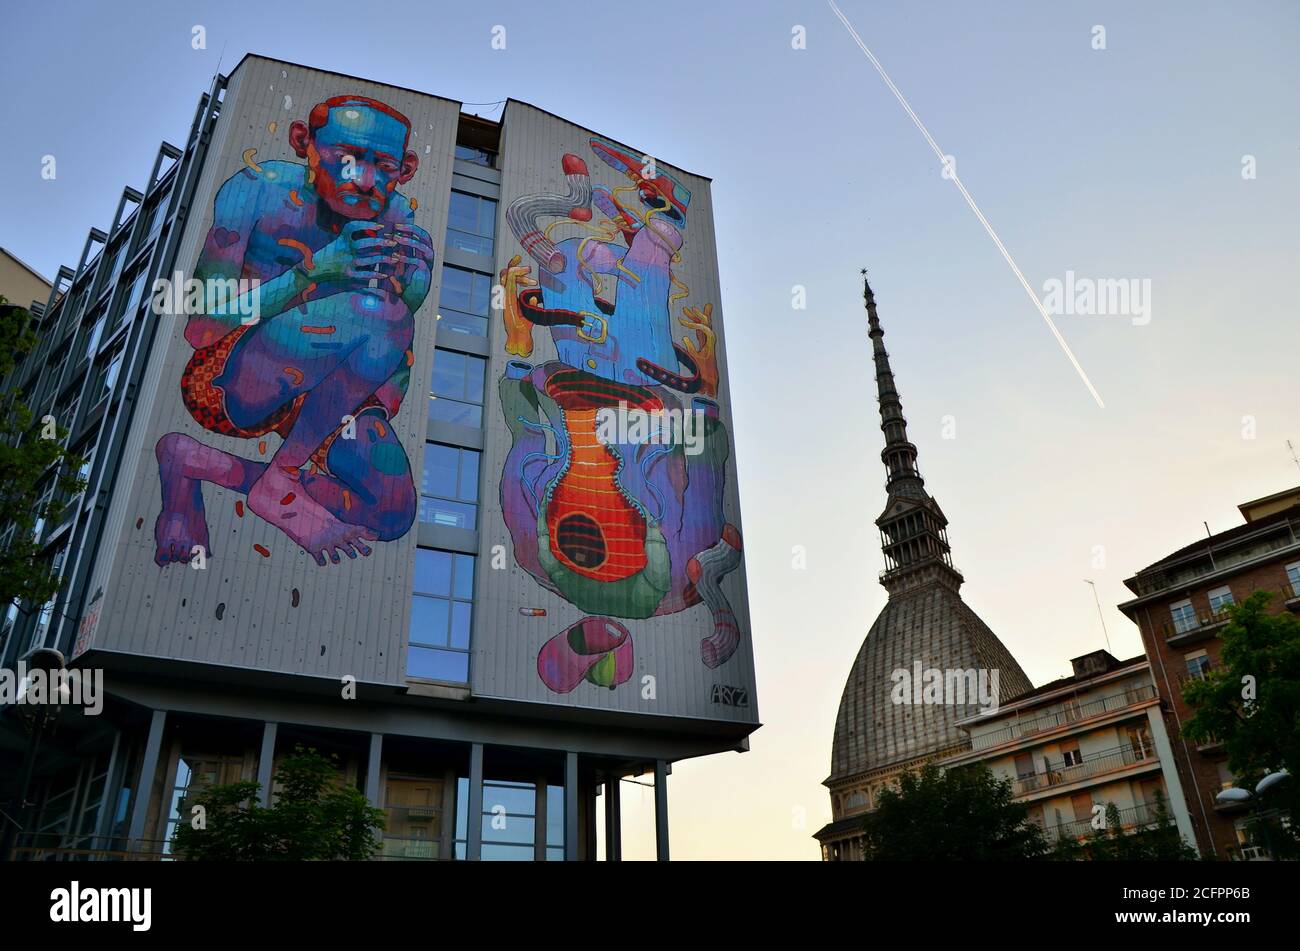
945,650,1196,849
1119,485,1300,859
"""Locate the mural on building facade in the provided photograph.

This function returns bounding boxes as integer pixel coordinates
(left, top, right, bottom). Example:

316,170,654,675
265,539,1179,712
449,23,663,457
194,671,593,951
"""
498,137,744,694
154,95,433,569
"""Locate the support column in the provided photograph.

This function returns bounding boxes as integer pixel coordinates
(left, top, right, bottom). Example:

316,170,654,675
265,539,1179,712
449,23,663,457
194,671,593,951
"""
534,777,547,861
91,729,123,850
127,710,167,850
564,751,579,861
439,766,456,861
604,776,621,861
654,760,670,862
466,743,484,861
364,732,383,808
256,722,277,807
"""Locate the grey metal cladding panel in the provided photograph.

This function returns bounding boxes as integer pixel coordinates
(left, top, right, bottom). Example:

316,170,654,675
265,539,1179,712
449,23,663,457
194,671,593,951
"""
470,102,757,724
80,59,461,686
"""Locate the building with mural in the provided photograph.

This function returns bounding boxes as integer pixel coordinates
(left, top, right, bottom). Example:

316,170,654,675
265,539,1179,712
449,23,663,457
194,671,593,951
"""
0,55,757,861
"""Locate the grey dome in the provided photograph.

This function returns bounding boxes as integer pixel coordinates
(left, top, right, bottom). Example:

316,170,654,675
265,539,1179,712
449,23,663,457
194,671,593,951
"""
829,583,1033,782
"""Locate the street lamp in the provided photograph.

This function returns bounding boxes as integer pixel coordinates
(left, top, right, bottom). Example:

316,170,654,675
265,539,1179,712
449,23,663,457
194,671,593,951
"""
1215,770,1291,860
1256,769,1290,796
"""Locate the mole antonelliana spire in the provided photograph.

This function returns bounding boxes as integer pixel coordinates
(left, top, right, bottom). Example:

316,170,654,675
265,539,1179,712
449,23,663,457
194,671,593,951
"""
815,273,1033,858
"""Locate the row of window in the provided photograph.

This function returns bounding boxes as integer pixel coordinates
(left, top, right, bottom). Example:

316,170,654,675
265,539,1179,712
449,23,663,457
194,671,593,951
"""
406,177,497,684
1169,563,1300,634
438,190,497,337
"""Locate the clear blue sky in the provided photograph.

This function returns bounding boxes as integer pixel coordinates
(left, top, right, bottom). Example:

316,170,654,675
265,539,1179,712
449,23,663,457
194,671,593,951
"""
3,0,1298,858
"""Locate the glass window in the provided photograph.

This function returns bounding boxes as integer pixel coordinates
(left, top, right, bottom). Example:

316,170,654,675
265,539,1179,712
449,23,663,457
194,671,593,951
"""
163,754,246,854
103,242,127,291
1208,585,1234,616
429,348,485,428
408,549,474,682
91,346,125,403
1169,599,1197,634
116,268,150,328
1185,651,1212,680
545,785,565,860
420,443,480,529
446,192,496,257
83,306,107,361
1288,562,1300,597
142,196,167,248
479,780,536,860
437,266,491,337
454,144,496,168
382,774,444,861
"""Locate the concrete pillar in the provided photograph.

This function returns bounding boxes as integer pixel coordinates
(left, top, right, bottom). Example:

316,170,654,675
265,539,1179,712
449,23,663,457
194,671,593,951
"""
564,751,579,860
654,760,670,862
364,732,383,807
256,722,277,807
1146,706,1197,849
439,766,456,861
127,710,167,849
533,778,547,860
604,776,621,861
91,729,123,850
466,743,484,861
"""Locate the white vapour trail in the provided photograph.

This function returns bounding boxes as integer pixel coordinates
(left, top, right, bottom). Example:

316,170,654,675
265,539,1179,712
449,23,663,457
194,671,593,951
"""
827,0,1105,409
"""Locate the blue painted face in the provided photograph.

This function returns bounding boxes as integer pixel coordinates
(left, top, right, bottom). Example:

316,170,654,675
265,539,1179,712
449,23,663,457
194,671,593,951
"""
310,105,410,219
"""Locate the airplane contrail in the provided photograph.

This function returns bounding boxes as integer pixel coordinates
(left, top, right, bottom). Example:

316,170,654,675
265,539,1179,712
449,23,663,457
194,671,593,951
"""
827,0,1105,409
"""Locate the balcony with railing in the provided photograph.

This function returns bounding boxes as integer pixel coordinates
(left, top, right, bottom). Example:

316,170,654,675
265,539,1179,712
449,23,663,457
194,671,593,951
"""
1282,578,1300,612
1040,799,1168,841
1012,743,1158,797
1129,529,1300,597
1164,607,1233,644
970,684,1157,752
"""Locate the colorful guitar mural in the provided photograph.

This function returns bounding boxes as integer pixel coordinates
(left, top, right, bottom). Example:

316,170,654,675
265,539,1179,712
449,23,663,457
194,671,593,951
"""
499,137,745,694
154,95,432,569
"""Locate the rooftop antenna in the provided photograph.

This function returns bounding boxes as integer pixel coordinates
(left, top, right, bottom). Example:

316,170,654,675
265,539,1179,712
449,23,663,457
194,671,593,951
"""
1083,579,1112,652
1288,439,1300,476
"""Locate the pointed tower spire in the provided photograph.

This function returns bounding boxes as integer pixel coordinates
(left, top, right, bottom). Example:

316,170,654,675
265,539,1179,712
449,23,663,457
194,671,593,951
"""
864,271,926,501
863,271,963,594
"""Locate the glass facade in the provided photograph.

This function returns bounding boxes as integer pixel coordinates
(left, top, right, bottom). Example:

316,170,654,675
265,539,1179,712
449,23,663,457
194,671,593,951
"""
408,549,475,682
437,265,491,337
428,347,486,428
419,443,480,529
445,191,496,258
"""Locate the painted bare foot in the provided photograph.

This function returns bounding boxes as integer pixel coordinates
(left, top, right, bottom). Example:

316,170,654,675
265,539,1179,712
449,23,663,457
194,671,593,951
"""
247,465,376,566
154,475,211,566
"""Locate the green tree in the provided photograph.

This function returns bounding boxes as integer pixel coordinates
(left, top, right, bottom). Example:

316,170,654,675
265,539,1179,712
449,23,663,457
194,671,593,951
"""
171,746,385,861
0,297,85,629
860,762,1048,860
1181,590,1300,858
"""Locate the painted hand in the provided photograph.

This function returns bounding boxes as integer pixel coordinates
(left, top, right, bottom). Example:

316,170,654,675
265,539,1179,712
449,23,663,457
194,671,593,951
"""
499,254,538,356
680,303,718,397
